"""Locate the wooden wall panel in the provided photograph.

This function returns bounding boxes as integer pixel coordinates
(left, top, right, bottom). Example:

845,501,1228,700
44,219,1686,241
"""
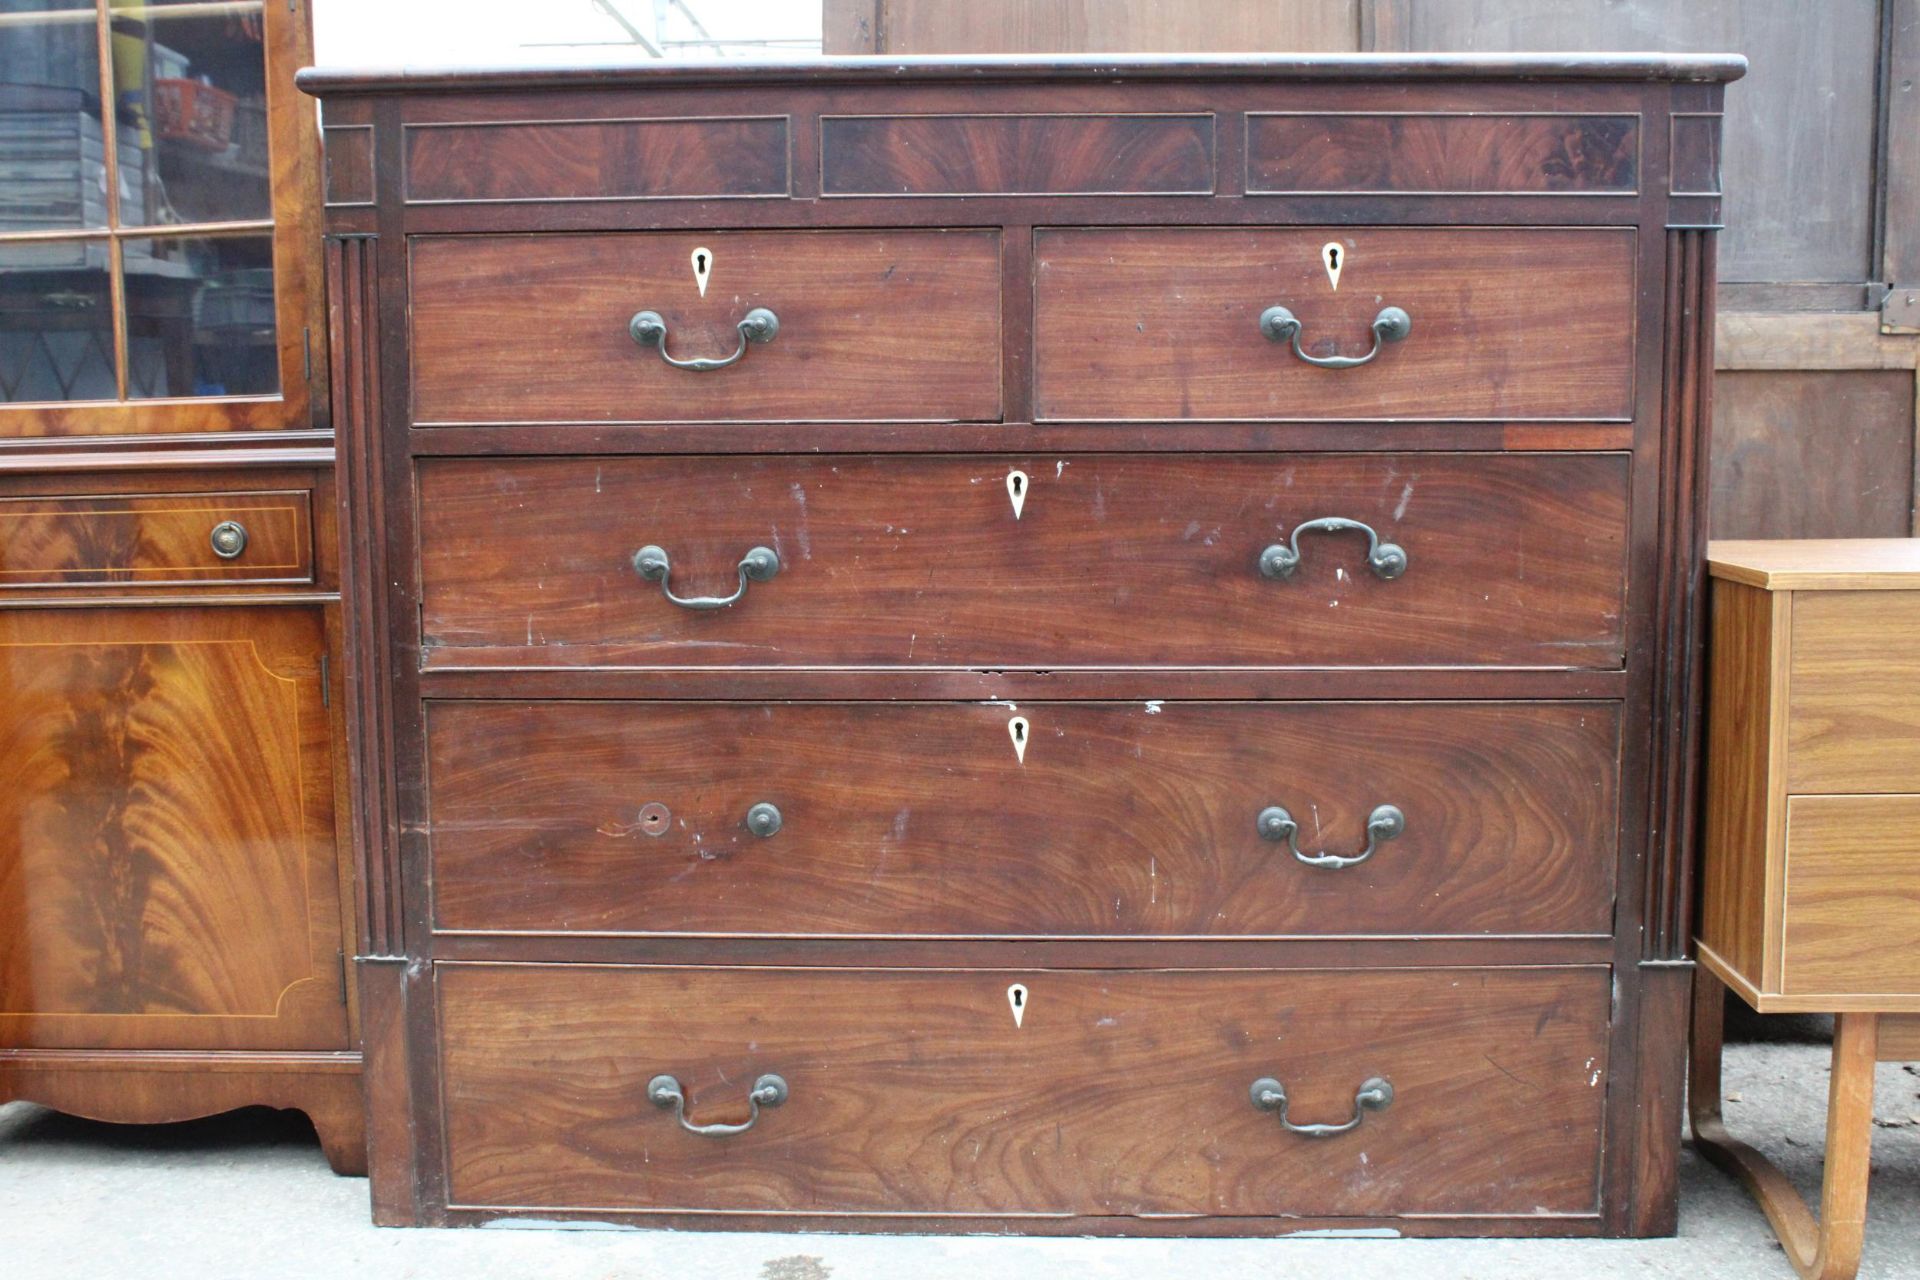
1709,370,1916,539
1375,0,1884,299
825,1,1361,55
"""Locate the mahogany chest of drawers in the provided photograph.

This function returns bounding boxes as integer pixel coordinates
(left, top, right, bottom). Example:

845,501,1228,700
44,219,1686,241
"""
300,52,1744,1235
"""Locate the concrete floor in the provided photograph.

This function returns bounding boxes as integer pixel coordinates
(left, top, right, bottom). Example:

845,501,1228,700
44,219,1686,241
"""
5,1009,1920,1279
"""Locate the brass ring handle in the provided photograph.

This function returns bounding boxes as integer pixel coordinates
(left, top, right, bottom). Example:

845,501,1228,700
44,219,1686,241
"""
209,520,249,560
629,306,779,371
1259,304,1410,368
1257,803,1405,869
1249,1075,1394,1137
1259,517,1407,581
632,544,780,611
647,1073,788,1137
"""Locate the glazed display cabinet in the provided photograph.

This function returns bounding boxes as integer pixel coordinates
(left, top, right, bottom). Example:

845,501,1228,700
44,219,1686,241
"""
0,0,360,1173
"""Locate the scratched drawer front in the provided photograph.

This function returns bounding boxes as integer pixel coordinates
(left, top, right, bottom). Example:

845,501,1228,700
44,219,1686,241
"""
1033,227,1637,422
438,962,1610,1217
0,490,312,587
416,452,1629,669
427,700,1621,938
408,230,1002,424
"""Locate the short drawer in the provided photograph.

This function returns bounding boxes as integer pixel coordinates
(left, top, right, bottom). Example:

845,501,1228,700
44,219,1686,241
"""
438,963,1610,1218
427,700,1621,938
0,490,313,587
417,452,1629,669
1786,591,1920,793
1033,227,1637,422
1781,794,1920,998
408,230,1003,424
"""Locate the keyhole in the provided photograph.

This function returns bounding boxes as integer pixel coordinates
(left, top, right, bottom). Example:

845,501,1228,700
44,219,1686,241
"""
1327,246,1340,270
1011,474,1024,497
696,251,708,273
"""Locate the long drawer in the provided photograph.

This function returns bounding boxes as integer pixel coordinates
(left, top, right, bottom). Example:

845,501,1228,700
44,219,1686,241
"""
427,700,1621,938
1033,227,1637,422
438,963,1611,1217
408,230,1003,424
417,452,1630,669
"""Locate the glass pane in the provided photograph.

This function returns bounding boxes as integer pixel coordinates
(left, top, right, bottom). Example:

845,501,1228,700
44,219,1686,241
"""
123,232,275,397
0,237,117,402
0,2,120,232
111,0,269,225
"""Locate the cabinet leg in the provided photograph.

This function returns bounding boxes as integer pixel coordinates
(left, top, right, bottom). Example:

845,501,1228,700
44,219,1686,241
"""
1690,972,1876,1280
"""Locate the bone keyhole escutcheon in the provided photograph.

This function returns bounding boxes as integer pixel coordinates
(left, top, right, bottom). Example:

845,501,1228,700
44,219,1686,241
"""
1008,983,1028,1028
1008,715,1029,764
1322,241,1344,290
691,246,713,297
1007,469,1028,519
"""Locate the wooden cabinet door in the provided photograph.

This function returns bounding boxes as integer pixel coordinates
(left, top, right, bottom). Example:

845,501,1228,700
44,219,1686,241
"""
0,606,347,1051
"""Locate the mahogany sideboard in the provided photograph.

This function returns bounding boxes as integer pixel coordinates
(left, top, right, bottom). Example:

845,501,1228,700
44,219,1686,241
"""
299,52,1745,1233
0,0,362,1173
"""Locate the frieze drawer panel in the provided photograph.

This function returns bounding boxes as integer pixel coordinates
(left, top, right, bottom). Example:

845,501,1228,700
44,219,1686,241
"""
437,962,1611,1218
426,700,1622,939
303,53,1741,1235
407,230,1003,425
415,452,1631,671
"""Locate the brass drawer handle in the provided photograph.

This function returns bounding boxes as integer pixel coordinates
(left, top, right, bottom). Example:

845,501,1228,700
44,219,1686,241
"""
632,544,780,611
647,1073,788,1137
629,306,779,371
1259,517,1407,581
209,520,249,559
1256,803,1405,870
1259,304,1410,369
1250,1075,1394,1137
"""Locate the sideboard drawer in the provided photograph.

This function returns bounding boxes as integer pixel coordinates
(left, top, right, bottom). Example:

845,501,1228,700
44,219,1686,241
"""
0,490,313,588
427,700,1621,938
1780,794,1920,999
417,452,1629,669
408,230,1003,424
438,963,1610,1218
1786,591,1920,794
1033,227,1637,422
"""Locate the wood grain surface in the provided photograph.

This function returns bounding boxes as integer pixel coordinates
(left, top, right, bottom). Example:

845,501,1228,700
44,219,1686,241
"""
0,607,348,1051
0,490,312,587
405,117,790,203
416,452,1630,669
1697,580,1785,991
1033,227,1636,421
1247,113,1637,194
408,230,1002,423
426,700,1621,938
437,963,1610,1217
1782,795,1920,998
821,113,1213,194
1787,591,1920,793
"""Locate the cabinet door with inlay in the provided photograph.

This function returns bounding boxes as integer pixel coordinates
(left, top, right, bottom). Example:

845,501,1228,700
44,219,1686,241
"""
0,607,347,1051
